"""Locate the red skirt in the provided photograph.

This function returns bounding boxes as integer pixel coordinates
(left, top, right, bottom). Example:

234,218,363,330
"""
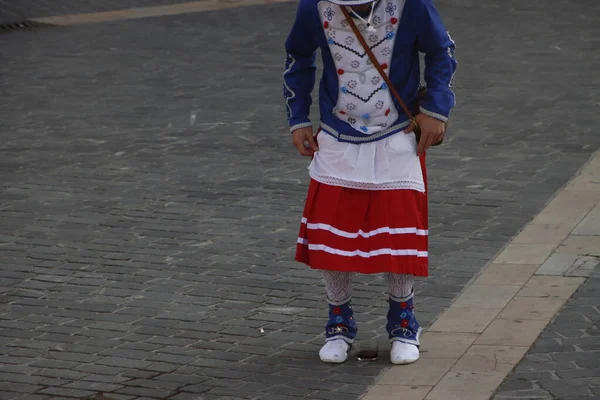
295,155,429,276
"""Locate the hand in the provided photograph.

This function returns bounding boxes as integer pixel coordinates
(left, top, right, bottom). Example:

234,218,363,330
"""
404,114,446,156
292,126,319,157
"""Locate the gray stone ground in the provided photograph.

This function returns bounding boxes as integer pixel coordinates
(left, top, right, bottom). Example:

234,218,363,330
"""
494,270,600,400
0,0,599,399
0,0,181,20
0,7,21,25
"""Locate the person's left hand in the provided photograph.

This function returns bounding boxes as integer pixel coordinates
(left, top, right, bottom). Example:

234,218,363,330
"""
404,114,446,156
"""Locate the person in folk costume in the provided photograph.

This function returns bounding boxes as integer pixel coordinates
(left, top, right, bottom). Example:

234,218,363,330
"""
283,0,457,364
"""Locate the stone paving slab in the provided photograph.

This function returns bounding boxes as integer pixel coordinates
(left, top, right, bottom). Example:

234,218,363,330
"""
0,0,599,399
493,269,600,400
493,167,600,400
362,152,600,400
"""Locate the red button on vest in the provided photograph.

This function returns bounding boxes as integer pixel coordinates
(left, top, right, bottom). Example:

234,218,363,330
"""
391,17,398,25
337,69,344,75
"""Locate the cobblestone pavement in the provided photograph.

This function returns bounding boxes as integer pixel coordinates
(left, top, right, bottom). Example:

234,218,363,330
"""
0,0,188,20
1,0,599,399
494,269,600,400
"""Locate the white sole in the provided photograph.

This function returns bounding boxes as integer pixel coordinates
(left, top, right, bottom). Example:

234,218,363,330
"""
320,356,348,364
319,340,350,363
391,357,419,365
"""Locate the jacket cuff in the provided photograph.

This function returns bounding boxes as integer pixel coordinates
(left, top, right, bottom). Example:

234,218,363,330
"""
290,122,313,133
419,106,449,123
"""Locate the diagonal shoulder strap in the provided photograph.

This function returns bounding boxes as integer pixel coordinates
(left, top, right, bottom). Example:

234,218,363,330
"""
340,5,416,126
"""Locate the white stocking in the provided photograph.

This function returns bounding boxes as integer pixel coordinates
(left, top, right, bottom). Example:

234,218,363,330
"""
322,271,353,305
385,273,414,300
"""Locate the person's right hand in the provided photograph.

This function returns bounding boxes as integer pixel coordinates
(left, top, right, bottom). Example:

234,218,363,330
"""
292,127,319,156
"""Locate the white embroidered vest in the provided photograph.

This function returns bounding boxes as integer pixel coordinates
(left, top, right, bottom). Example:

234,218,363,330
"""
318,0,405,136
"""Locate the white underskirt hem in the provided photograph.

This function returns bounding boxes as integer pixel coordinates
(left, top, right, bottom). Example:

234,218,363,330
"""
310,172,425,192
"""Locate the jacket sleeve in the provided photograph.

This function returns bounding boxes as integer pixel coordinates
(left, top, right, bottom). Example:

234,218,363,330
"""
415,0,457,122
283,0,319,133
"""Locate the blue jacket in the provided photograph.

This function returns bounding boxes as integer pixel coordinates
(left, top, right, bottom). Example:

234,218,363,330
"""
283,0,457,144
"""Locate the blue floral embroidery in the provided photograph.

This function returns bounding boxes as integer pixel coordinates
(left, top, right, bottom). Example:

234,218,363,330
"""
385,3,397,16
335,316,344,323
381,83,388,90
324,7,335,21
341,86,348,93
360,126,368,132
328,38,335,45
386,32,395,40
400,312,407,318
362,113,370,120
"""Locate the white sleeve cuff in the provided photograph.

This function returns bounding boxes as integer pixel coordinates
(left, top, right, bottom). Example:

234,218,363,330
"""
419,107,449,123
290,122,313,133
